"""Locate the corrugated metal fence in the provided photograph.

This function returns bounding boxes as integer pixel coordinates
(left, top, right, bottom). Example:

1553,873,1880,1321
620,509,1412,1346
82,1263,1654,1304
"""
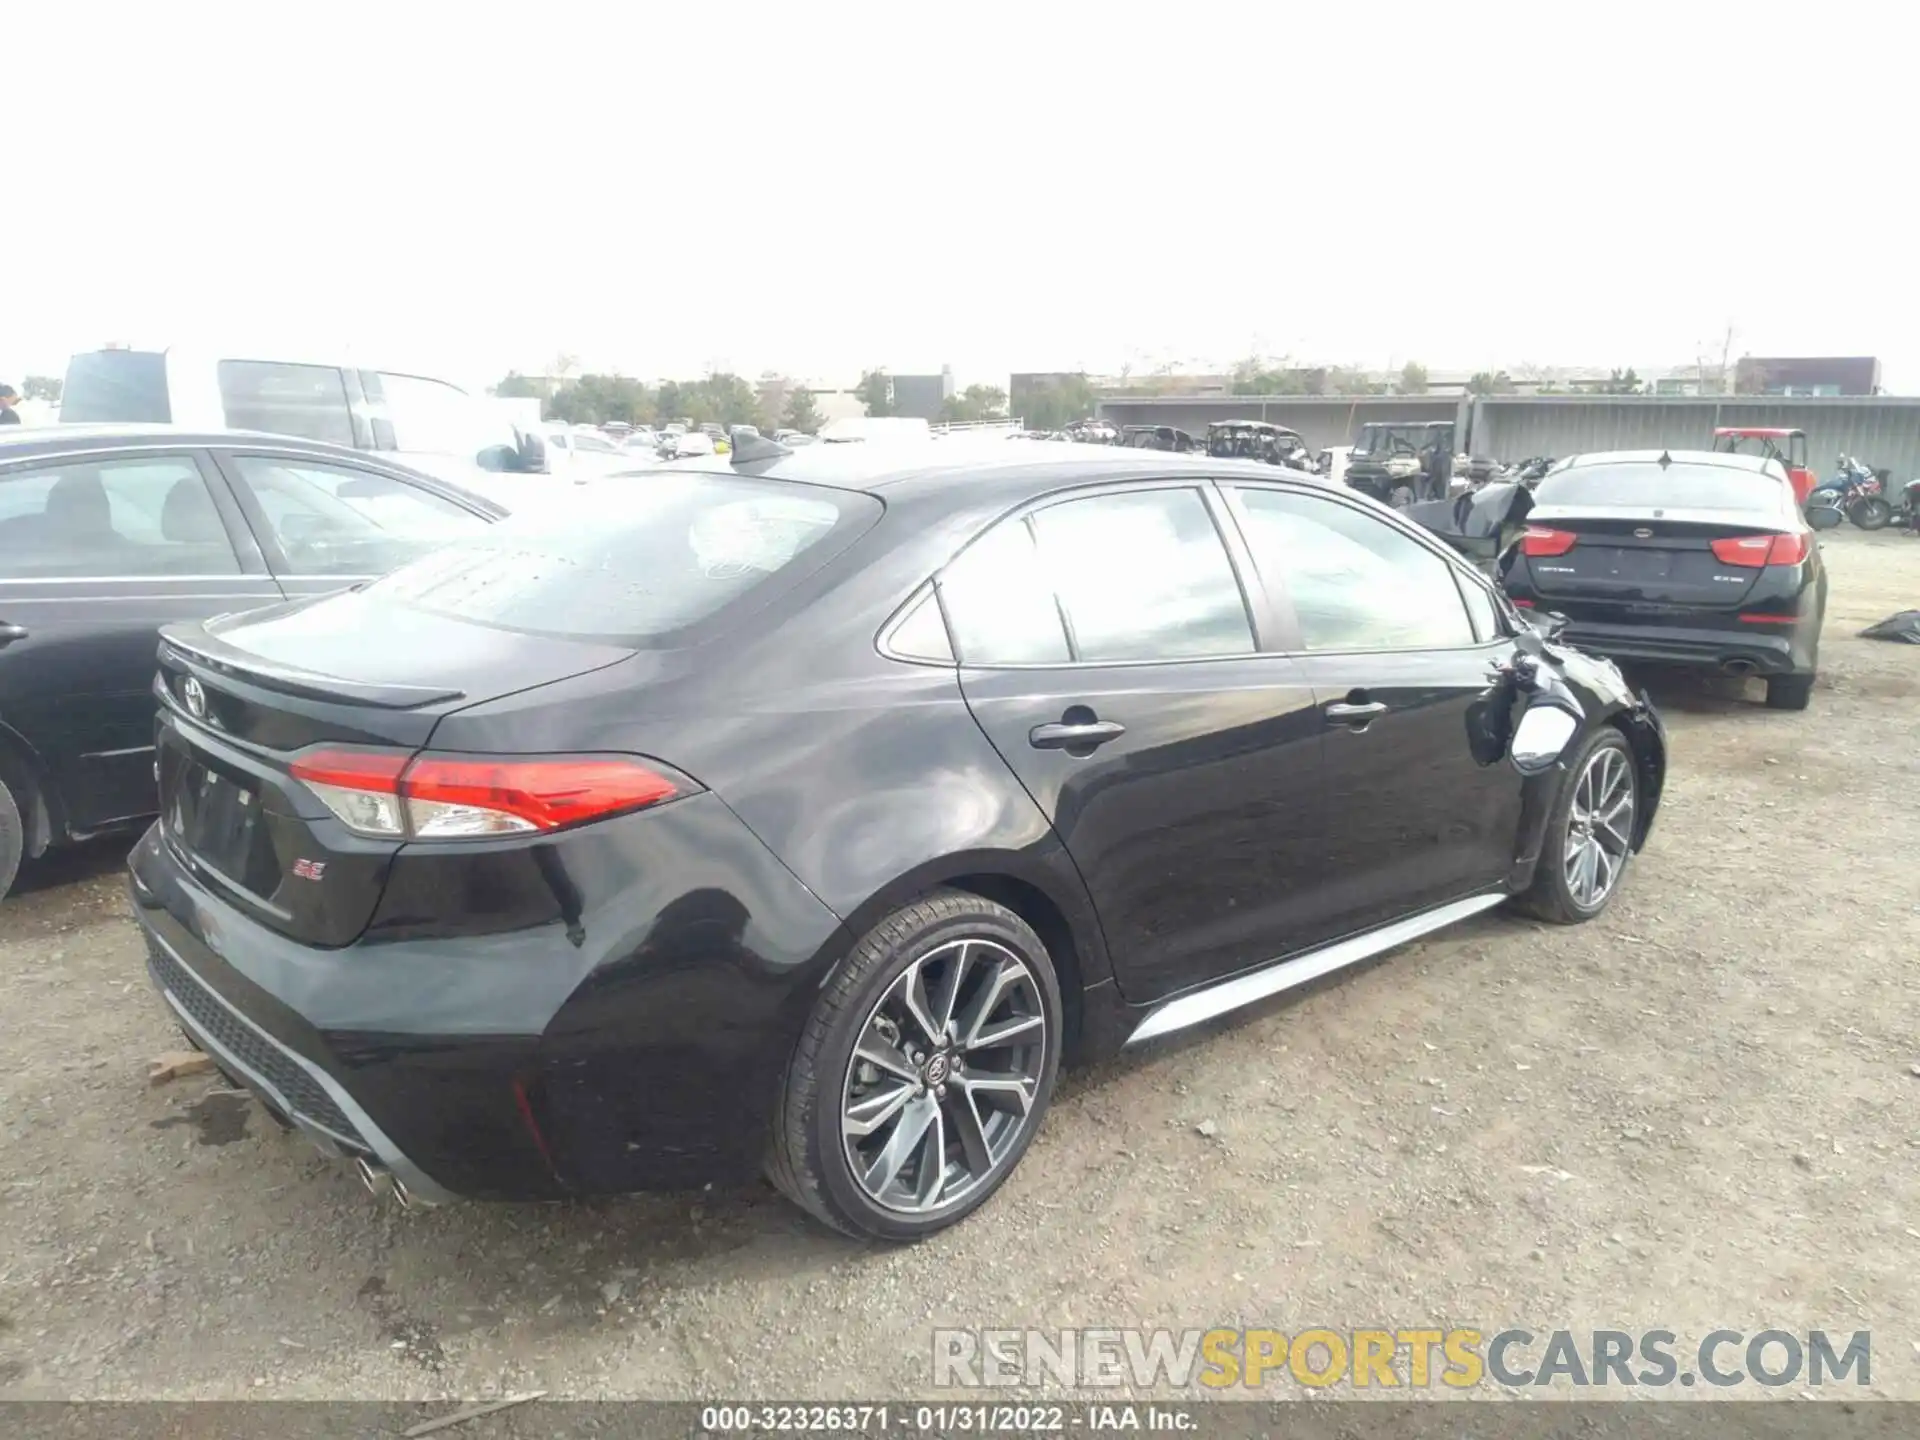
1470,396,1920,478
1096,393,1920,478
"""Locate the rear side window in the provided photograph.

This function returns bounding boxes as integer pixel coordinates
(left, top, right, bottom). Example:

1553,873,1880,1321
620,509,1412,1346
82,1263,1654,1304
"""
0,456,239,577
362,474,878,644
218,361,355,446
229,457,489,577
1536,463,1783,512
59,351,172,422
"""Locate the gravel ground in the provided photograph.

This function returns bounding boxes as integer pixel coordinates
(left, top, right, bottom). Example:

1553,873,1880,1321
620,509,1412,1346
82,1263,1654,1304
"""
1,530,1916,1402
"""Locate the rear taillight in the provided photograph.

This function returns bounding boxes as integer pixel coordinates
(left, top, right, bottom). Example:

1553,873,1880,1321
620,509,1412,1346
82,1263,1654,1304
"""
1520,526,1578,557
1710,533,1808,568
289,749,679,840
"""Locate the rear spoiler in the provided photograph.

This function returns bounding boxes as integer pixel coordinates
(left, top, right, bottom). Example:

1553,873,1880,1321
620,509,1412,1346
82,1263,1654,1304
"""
158,627,465,710
1400,482,1535,568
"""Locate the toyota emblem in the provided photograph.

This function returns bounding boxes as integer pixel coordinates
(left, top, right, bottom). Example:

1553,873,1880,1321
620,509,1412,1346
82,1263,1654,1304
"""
1633,527,1654,539
182,676,207,719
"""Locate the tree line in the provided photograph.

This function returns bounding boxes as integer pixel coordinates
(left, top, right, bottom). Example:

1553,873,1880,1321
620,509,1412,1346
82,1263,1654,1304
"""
494,370,823,434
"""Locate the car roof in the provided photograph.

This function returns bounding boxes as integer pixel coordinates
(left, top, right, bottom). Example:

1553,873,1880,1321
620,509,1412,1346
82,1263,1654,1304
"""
652,439,1341,506
0,423,385,462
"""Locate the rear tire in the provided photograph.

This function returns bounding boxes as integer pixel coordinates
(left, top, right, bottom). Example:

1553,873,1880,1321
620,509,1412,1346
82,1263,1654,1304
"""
1513,728,1637,926
1765,673,1815,711
768,890,1062,1241
1849,497,1892,531
0,777,21,900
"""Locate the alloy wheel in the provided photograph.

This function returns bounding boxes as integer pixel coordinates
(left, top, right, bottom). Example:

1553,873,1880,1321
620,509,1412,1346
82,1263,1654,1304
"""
1564,745,1634,909
840,938,1047,1215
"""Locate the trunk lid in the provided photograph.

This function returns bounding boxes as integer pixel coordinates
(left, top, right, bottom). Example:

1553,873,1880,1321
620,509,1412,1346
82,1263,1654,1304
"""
1521,506,1781,611
155,590,632,947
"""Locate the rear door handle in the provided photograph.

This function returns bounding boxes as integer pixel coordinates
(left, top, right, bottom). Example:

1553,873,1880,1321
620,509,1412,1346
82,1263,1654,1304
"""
1029,720,1126,750
1325,701,1388,727
0,623,27,649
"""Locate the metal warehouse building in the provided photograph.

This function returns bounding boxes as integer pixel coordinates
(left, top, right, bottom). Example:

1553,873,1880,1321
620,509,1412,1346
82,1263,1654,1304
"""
1095,393,1920,478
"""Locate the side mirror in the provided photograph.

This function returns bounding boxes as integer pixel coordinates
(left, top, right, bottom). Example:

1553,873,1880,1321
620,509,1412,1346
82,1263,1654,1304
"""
1510,702,1580,775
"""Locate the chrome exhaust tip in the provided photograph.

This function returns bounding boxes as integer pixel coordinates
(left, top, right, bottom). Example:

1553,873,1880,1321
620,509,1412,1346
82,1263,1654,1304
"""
1720,658,1758,677
355,1156,396,1201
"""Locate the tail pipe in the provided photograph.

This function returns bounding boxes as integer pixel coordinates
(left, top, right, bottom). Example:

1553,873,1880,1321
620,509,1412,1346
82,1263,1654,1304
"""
354,1156,414,1210
1719,658,1759,677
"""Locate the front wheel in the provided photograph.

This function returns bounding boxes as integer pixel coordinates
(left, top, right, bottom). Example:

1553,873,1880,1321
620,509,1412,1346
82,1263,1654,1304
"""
1513,728,1637,925
768,890,1062,1241
1848,497,1892,530
0,775,22,899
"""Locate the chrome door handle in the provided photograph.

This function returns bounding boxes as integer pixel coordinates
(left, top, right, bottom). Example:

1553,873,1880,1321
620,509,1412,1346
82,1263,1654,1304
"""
1325,701,1387,727
1029,720,1126,750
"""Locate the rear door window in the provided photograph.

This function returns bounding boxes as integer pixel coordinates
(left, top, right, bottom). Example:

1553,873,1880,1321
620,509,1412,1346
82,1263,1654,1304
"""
939,516,1071,665
1030,488,1254,661
1230,486,1476,651
228,456,491,577
0,456,240,577
218,361,355,446
361,474,879,644
59,351,173,423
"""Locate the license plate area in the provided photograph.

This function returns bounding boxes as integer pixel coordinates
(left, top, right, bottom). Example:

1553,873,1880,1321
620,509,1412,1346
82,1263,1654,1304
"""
1594,547,1672,581
171,759,262,881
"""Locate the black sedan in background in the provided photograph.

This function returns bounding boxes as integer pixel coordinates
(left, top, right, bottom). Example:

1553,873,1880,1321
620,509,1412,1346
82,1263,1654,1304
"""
0,426,504,895
1501,449,1825,710
128,436,1666,1240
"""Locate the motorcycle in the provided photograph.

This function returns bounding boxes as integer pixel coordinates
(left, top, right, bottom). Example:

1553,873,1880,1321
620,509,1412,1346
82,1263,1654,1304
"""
1805,455,1892,531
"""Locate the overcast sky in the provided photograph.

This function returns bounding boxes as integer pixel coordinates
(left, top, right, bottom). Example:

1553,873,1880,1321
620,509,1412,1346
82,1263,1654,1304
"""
7,2,1912,392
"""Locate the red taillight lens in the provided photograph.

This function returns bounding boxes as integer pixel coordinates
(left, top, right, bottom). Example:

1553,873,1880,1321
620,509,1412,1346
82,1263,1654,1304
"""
1520,526,1578,557
1711,533,1807,568
290,749,679,840
403,756,678,837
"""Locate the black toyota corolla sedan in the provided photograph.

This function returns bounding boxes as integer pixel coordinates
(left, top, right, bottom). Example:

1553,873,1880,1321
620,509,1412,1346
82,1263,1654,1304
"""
128,435,1666,1239
1501,449,1825,711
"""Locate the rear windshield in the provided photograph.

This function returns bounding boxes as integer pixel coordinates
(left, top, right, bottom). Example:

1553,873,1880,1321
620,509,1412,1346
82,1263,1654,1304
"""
59,351,172,422
1535,463,1782,512
360,473,879,645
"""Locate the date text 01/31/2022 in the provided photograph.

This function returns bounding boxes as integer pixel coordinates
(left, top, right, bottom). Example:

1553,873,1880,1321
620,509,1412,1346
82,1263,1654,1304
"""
698,1404,1198,1432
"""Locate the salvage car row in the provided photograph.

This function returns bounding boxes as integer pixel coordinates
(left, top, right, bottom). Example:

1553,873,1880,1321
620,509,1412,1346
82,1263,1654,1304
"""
1,414,1829,1242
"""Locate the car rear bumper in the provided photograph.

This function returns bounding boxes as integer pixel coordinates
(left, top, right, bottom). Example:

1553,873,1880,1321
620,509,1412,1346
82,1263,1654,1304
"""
136,907,462,1205
127,791,851,1202
1547,618,1813,675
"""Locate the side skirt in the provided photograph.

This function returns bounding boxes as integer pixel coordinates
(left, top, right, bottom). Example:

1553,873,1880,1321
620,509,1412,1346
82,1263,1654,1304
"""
1125,892,1506,1045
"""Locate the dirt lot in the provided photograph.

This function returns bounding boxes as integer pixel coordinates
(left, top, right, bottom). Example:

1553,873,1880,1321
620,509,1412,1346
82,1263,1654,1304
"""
1,531,1916,1402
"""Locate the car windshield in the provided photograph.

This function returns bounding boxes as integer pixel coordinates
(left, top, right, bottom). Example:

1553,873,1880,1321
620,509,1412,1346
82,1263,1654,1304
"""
1535,463,1782,512
359,474,879,645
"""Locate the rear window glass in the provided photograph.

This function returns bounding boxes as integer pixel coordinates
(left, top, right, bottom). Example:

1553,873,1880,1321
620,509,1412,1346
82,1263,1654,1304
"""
59,351,172,423
361,474,878,644
1536,463,1782,511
